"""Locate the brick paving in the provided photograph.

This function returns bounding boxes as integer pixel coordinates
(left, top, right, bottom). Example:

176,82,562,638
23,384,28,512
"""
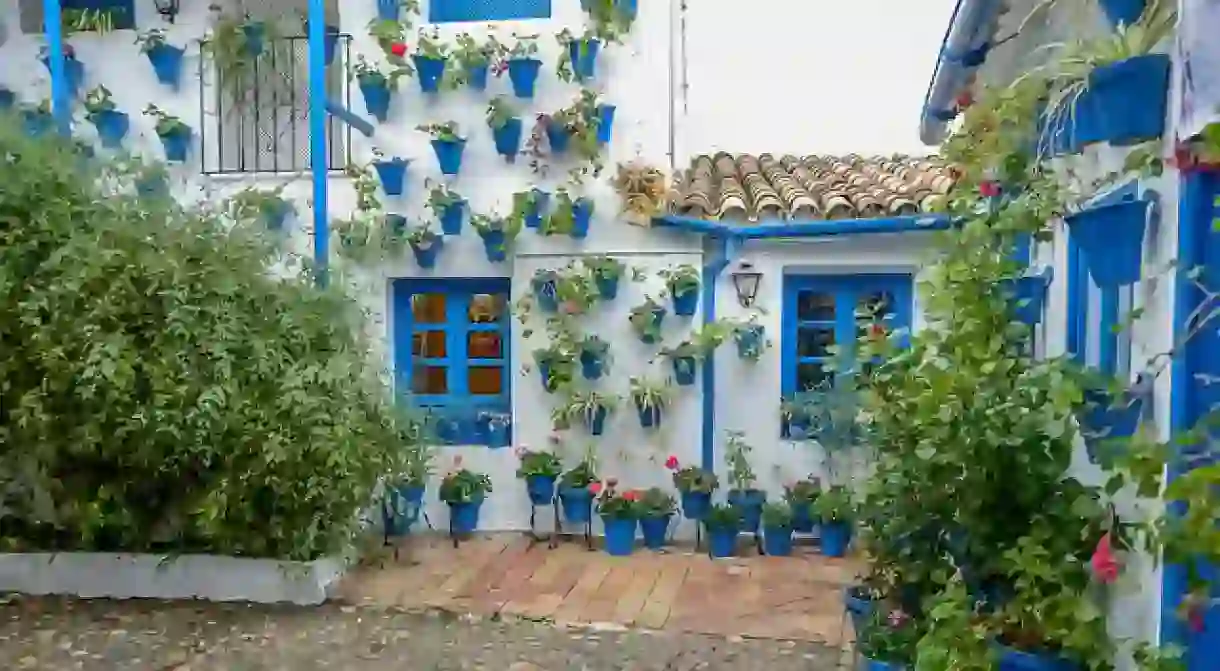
335,533,861,647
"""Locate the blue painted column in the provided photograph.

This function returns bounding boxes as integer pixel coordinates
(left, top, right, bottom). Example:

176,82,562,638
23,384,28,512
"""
699,235,737,472
42,0,70,135
307,0,329,286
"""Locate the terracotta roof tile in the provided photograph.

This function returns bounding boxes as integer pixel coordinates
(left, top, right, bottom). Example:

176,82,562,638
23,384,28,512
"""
669,153,957,222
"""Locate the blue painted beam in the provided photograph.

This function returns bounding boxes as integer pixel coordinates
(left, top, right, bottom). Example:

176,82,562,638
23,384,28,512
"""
42,0,70,135
308,0,329,286
700,236,736,474
325,100,376,138
653,213,952,240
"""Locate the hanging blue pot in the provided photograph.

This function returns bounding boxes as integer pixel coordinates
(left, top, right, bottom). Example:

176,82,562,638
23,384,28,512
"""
585,405,608,435
410,236,443,269
479,228,508,262
1065,198,1151,288
568,38,600,81
41,55,85,97
821,521,851,558
507,58,542,98
413,55,446,93
136,173,168,199
616,0,638,20
533,278,559,312
1086,53,1171,145
635,305,666,344
376,0,399,20
21,111,51,138
1008,269,1052,326
435,417,461,444
431,138,466,176
595,274,619,300
386,214,407,236
640,515,670,549
465,63,489,90
373,158,408,196
571,199,593,239
262,200,294,231
762,525,793,556
559,486,593,524
706,525,738,558
382,483,425,537
241,23,266,57
492,117,524,162
538,361,569,392
864,658,905,671
1098,0,1147,28
791,500,815,532
596,104,616,144
671,356,697,386
602,517,636,556
680,491,710,520
1036,104,1076,157
635,401,662,428
546,120,572,153
727,489,766,533
0,89,14,110
672,288,699,316
734,325,765,359
995,645,1080,671
448,497,484,535
323,25,340,66
844,586,876,634
359,79,391,122
483,418,511,448
440,200,465,235
526,475,557,505
579,349,606,380
145,44,185,89
90,110,129,149
158,126,192,162
1081,388,1143,464
525,190,549,228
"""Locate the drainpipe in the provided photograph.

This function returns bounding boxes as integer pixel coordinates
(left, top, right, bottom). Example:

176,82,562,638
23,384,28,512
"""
700,235,738,473
918,0,1004,145
42,0,69,136
307,0,329,287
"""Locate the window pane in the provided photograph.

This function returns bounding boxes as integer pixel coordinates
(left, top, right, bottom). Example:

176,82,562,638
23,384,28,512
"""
468,331,502,358
468,294,506,323
797,327,834,358
797,362,832,391
858,291,896,320
468,366,503,395
412,330,447,357
797,291,834,321
412,294,446,324
411,365,447,394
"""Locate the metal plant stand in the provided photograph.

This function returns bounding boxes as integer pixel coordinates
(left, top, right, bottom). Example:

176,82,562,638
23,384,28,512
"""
527,495,593,550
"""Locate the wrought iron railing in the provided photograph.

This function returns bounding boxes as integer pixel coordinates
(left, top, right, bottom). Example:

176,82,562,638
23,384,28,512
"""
199,34,352,175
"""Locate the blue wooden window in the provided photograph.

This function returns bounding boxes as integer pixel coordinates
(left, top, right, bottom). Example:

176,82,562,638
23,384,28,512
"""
429,0,551,23
392,278,511,445
781,274,914,395
63,0,136,30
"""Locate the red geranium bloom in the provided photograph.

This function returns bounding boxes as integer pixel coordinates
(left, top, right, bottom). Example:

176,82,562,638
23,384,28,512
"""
588,481,602,495
390,42,408,57
664,455,679,470
955,90,974,109
1090,532,1120,584
978,180,1001,198
623,490,641,502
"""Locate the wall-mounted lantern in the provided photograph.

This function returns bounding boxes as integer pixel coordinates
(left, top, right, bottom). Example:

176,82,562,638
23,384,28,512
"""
730,262,762,308
153,0,180,23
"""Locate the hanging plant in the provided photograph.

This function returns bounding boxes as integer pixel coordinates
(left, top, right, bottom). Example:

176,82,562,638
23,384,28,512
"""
583,255,626,300
555,26,611,83
614,162,668,226
426,182,466,235
203,13,281,109
406,223,444,269
471,211,523,262
540,187,595,239
229,186,295,232
371,150,409,196
451,32,505,91
629,298,666,344
501,33,543,99
142,104,192,163
660,264,701,316
533,345,577,393
561,389,618,436
730,318,769,361
135,29,185,90
515,188,549,228
629,376,671,429
554,266,600,315
582,0,637,33
37,44,85,97
659,321,730,386
83,86,128,149
487,96,524,162
531,269,561,313
347,163,383,213
352,55,407,122
530,90,606,181
578,335,611,379
368,17,409,57
417,122,467,176
412,27,449,94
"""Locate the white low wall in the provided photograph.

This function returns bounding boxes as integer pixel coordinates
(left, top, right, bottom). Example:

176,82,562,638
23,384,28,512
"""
0,552,346,605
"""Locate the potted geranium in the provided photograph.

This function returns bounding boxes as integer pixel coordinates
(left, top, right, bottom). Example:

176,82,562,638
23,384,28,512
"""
637,487,676,550
558,460,598,525
760,503,794,556
596,484,640,556
438,460,492,536
724,430,766,534
814,484,855,558
515,447,562,506
703,503,741,559
382,440,432,538
858,608,921,670
667,455,718,520
784,477,821,532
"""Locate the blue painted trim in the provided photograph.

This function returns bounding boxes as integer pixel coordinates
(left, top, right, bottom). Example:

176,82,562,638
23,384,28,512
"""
654,214,952,240
1098,286,1119,375
308,0,328,286
430,0,551,22
701,237,736,473
919,0,1004,145
43,0,70,136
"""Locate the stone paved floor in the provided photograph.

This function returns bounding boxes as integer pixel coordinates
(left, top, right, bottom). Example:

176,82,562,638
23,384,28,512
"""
336,533,861,647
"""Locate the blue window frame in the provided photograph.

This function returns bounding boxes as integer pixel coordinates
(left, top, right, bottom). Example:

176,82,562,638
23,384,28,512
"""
781,274,914,395
392,278,511,445
429,0,551,23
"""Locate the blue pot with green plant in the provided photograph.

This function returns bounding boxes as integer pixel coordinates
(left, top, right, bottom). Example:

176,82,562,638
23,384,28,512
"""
631,377,668,429
473,216,513,262
523,189,549,228
814,484,854,557
586,256,624,300
376,0,399,21
760,503,794,556
596,104,616,144
141,38,185,90
734,323,766,360
408,228,444,269
579,336,609,380
421,123,467,176
373,157,408,196
568,38,601,81
558,461,597,524
629,300,666,344
516,448,562,506
571,198,594,238
724,431,764,532
662,265,701,316
546,119,572,153
703,503,741,558
531,270,560,313
784,478,820,533
413,54,446,93
440,468,492,535
637,488,675,549
382,481,425,537
507,58,542,98
670,460,718,520
533,347,573,393
858,608,920,671
597,489,637,556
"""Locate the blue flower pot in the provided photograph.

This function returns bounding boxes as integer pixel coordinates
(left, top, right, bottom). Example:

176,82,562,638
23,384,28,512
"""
735,325,765,359
560,487,593,524
137,174,168,199
844,586,875,634
617,0,638,20
727,489,765,533
864,658,905,671
526,475,557,505
546,121,572,153
260,200,294,231
376,0,399,20
90,109,129,149
382,483,425,537
1065,198,1151,288
1098,0,1147,28
538,362,565,392
821,521,851,558
602,517,636,556
0,89,14,110
359,79,391,122
507,58,542,98
640,515,670,549
762,525,794,556
431,138,466,176
568,38,600,81
41,56,84,97
410,237,443,268
440,200,465,235
525,190,549,228
533,278,559,312
1008,271,1051,326
585,405,608,435
672,289,699,316
413,55,446,93
145,44,185,89
242,23,265,57
595,274,619,300
484,421,510,448
791,501,814,532
571,199,593,239
995,645,1080,671
480,229,507,262
636,402,662,429
671,356,697,386
448,497,484,535
1082,388,1143,463
579,350,606,380
159,127,192,162
323,25,339,66
373,158,408,196
465,63,489,90
680,491,711,520
596,104,616,144
1087,53,1170,146
492,118,524,161
706,525,739,558
636,306,666,344
386,214,407,236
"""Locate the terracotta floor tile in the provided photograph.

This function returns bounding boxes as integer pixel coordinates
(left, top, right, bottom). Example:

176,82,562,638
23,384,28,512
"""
611,555,662,625
552,557,612,624
472,542,551,612
635,558,688,629
422,536,513,608
576,561,636,623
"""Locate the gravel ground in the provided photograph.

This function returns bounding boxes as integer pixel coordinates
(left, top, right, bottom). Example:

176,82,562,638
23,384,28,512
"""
0,596,847,670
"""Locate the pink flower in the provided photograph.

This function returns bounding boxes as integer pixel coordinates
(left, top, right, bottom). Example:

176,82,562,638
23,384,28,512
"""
665,455,679,470
452,455,463,468
588,481,603,495
887,609,909,628
1090,532,1120,584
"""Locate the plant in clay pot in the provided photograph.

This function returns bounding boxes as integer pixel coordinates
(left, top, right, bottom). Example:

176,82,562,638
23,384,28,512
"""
668,455,718,520
628,297,666,344
637,487,677,550
515,447,563,506
629,375,670,430
578,335,611,379
614,161,668,226
659,264,701,316
583,254,625,299
724,430,766,534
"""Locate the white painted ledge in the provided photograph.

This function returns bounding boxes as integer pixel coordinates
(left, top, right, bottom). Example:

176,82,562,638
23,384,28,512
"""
0,553,347,605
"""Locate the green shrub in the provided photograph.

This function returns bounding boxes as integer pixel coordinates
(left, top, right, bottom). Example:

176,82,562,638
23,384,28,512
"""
0,118,419,561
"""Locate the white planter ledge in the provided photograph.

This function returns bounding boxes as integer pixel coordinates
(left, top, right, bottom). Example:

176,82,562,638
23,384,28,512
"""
0,553,346,605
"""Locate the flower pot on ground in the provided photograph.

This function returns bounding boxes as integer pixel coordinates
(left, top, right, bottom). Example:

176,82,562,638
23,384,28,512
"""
372,156,409,196
440,468,493,535
578,335,610,380
137,30,185,89
661,264,701,316
597,487,640,556
724,430,765,532
558,461,598,524
533,345,575,393
143,105,191,162
354,56,403,123
814,485,855,557
83,86,128,149
628,299,666,344
1065,197,1152,288
515,448,563,506
487,96,523,162
637,488,676,550
703,504,742,558
733,322,767,361
584,255,625,300
630,376,670,429
760,503,794,556
478,412,511,448
407,226,444,268
418,122,467,176
670,459,719,520
472,213,522,262
382,481,426,537
784,478,821,533
857,608,920,671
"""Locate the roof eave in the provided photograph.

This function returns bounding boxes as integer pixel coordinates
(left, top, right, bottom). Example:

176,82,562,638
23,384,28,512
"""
653,213,953,239
919,0,1007,146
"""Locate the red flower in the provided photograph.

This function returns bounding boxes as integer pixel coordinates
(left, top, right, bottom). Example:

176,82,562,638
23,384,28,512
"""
588,481,602,495
870,324,886,338
978,180,1001,198
606,477,619,487
390,42,408,57
665,455,679,470
623,490,641,502
1090,532,1120,584
955,90,974,109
